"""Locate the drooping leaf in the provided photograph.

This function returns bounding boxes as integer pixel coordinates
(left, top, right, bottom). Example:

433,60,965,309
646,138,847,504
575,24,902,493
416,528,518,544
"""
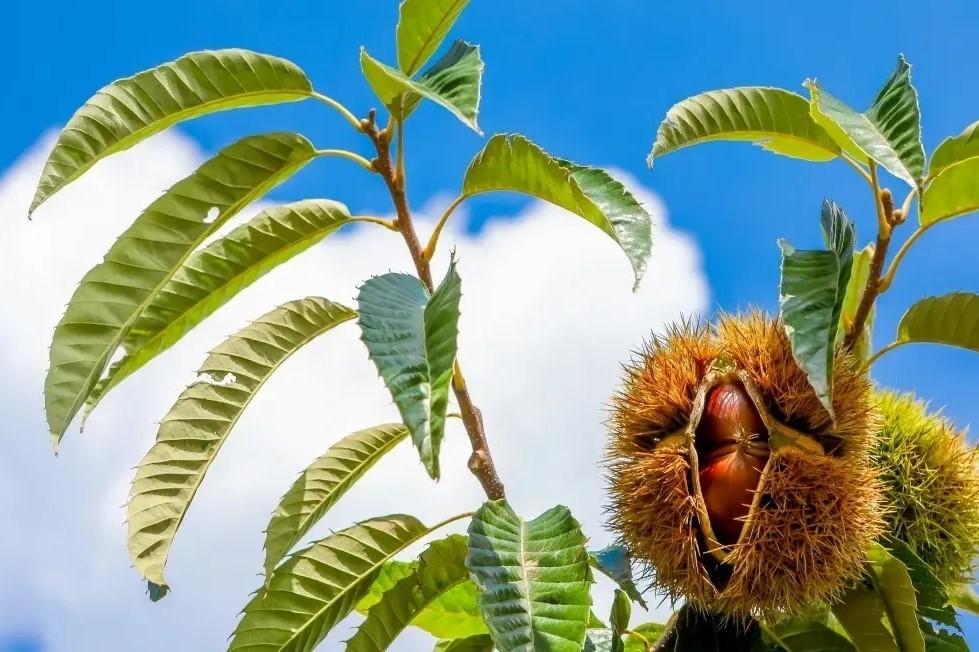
806,55,925,186
396,0,470,75
263,423,408,579
839,244,876,360
920,156,979,225
833,586,901,652
869,542,926,652
889,293,979,355
762,619,857,652
466,500,592,652
928,121,979,179
356,262,462,479
128,297,355,595
44,133,318,443
648,87,839,166
623,623,667,652
229,514,447,652
589,545,647,609
778,200,855,417
462,134,652,288
87,199,351,415
30,50,314,214
348,535,481,651
356,558,487,640
361,42,483,133
950,585,979,616
434,636,494,652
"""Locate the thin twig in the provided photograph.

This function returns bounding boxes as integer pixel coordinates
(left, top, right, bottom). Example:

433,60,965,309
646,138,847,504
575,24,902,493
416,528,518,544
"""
362,109,506,501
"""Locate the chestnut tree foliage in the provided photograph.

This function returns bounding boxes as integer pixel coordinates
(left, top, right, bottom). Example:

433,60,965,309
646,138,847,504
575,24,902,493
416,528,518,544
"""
27,0,979,649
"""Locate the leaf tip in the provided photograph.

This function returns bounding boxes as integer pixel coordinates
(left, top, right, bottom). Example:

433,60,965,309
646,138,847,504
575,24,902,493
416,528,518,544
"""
147,581,170,602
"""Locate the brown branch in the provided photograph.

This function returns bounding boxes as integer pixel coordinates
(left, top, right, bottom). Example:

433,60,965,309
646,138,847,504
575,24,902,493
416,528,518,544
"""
363,111,506,501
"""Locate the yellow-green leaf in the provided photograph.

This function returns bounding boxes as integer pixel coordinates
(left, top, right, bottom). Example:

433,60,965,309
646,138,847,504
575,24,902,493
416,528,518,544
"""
30,50,313,214
396,0,470,75
649,87,839,166
891,293,979,355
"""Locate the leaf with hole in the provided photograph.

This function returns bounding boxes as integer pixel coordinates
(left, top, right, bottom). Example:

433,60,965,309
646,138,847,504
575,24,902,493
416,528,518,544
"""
396,0,470,75
806,55,924,186
263,423,408,579
357,261,462,480
87,199,351,417
462,134,652,288
649,87,839,166
43,133,317,444
229,514,452,652
348,535,482,651
361,41,482,133
778,199,854,417
467,500,592,652
128,297,354,595
30,50,314,214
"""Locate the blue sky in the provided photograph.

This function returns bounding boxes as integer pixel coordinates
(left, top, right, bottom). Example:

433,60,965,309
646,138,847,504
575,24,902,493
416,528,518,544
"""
5,0,979,649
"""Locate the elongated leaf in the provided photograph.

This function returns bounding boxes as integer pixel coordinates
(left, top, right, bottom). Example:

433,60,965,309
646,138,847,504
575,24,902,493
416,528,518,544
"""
806,56,924,186
229,514,444,652
462,134,652,288
920,156,979,225
648,87,839,166
467,500,592,652
348,535,476,651
128,297,355,594
361,42,482,133
950,585,979,616
834,586,900,652
589,545,647,609
609,591,630,652
887,539,961,629
928,121,979,179
396,0,470,75
31,50,313,214
763,619,857,652
778,200,855,417
891,293,979,354
357,263,461,479
263,423,408,579
839,244,876,360
869,542,926,652
357,559,487,640
434,636,494,652
45,133,317,443
87,199,351,415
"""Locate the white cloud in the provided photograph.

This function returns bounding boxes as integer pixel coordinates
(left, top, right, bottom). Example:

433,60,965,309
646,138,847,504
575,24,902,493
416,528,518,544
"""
0,130,708,651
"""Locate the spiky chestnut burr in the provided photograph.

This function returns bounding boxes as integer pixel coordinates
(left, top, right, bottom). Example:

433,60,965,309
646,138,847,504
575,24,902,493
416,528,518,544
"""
606,313,883,619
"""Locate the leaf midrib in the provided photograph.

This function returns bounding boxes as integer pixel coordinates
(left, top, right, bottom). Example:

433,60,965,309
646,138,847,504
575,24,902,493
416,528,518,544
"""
656,130,839,159
401,0,468,75
54,146,319,439
518,517,536,645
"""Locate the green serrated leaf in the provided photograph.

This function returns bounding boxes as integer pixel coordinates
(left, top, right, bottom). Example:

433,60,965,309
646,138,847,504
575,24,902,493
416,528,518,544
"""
361,42,482,133
869,542,927,652
887,293,979,356
778,199,855,418
357,262,462,480
44,133,318,444
762,619,857,652
839,244,876,361
928,121,979,181
86,199,351,416
229,514,448,652
806,55,925,186
467,500,592,652
128,297,355,594
262,423,408,579
396,0,470,75
29,50,314,215
649,87,839,166
434,635,495,652
348,535,480,651
589,545,647,609
463,134,652,288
